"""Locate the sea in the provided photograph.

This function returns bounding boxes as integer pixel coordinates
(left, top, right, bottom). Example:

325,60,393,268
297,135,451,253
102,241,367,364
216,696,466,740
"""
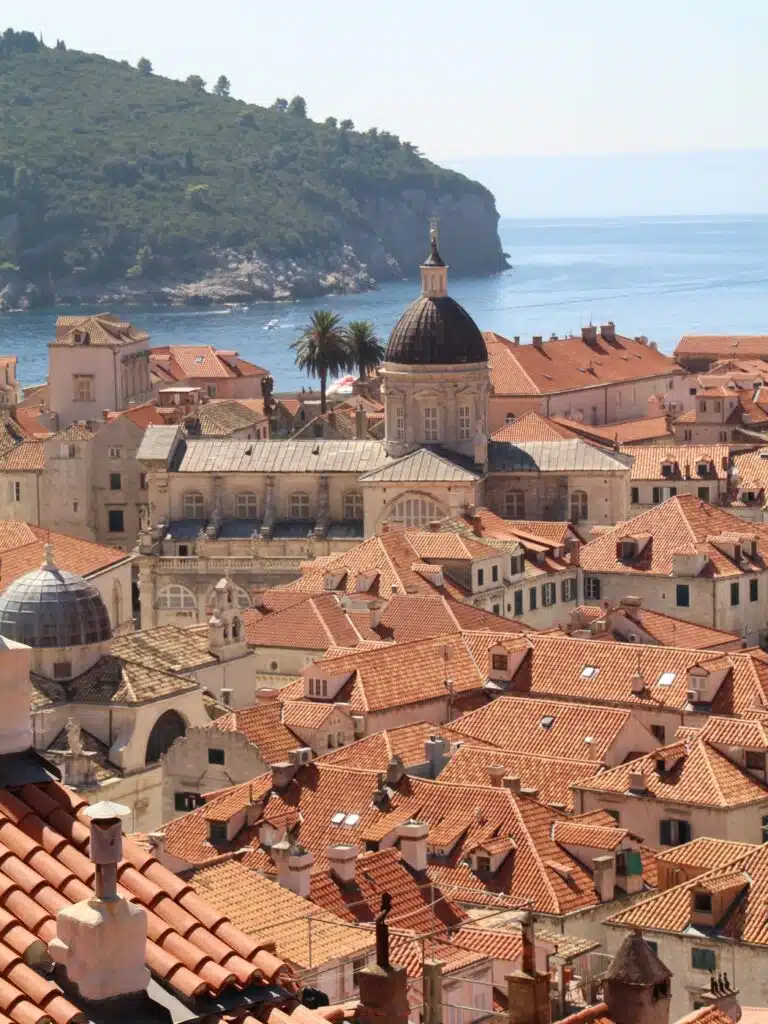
2,214,768,392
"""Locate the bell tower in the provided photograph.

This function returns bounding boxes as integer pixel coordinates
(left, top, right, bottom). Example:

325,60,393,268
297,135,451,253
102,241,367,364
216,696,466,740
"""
420,218,448,298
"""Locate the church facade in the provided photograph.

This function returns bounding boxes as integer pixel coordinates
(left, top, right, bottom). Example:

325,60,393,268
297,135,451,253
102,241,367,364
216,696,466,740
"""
137,230,631,626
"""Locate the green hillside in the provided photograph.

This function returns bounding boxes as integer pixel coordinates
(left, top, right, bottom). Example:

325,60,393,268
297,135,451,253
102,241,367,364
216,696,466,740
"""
0,29,505,303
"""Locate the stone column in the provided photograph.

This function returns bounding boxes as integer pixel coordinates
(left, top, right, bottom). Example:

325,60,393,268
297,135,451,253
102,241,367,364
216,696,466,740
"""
357,963,409,1024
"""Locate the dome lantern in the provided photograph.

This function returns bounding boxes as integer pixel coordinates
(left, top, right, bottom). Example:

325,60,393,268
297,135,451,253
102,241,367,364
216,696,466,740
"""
421,218,448,298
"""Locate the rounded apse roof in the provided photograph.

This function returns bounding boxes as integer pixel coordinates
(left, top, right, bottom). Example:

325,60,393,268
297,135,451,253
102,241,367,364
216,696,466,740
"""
0,557,112,649
385,295,488,366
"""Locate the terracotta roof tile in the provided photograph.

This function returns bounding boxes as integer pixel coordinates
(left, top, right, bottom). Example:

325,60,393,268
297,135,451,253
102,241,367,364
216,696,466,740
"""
675,335,768,360
581,493,768,578
578,738,768,808
655,837,758,870
0,779,319,1016
54,314,148,347
552,415,673,445
168,347,235,380
574,605,743,651
212,703,303,764
318,722,472,772
0,523,130,591
491,413,579,442
187,400,267,438
449,696,640,762
111,624,214,673
621,445,730,481
487,330,680,396
0,443,45,471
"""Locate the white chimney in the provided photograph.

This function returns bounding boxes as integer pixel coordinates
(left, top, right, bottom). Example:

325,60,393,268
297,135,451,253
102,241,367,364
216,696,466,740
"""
369,598,386,630
593,854,616,902
273,835,315,898
49,802,150,1001
628,770,646,793
327,844,358,884
398,819,429,872
0,636,33,756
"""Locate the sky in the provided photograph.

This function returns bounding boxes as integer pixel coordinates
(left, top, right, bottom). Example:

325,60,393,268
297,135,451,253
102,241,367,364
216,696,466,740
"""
4,0,768,215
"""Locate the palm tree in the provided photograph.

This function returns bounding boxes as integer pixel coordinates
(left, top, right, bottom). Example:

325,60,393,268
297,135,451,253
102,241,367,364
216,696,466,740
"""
346,320,384,379
291,310,350,413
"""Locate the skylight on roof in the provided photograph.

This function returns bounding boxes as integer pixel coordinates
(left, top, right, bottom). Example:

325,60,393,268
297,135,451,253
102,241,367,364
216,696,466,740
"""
540,715,555,729
194,356,205,364
581,666,599,678
331,812,345,825
657,672,676,687
344,813,360,827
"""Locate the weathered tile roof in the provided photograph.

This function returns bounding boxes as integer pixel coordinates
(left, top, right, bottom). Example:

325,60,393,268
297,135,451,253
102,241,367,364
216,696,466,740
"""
552,821,635,850
675,335,768,360
577,738,768,808
0,779,328,1017
111,623,214,673
280,701,343,730
448,696,639,762
161,764,643,915
436,745,598,810
621,445,730,481
607,841,768,947
733,447,768,495
174,439,387,475
605,606,742,650
47,423,94,442
491,412,579,443
581,493,768,578
358,446,480,483
655,836,758,870
0,522,130,591
32,654,199,707
212,703,304,764
488,439,633,474
243,594,361,650
487,330,680,396
552,415,673,446
168,346,236,379
54,313,148,346
318,722,475,772
187,400,267,438
185,859,373,970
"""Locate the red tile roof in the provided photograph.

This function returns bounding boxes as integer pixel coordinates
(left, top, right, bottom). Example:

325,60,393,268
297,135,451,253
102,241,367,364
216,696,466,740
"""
318,722,473,772
487,330,681,397
448,696,640,762
621,445,730,481
212,703,304,764
54,314,148,347
552,415,673,446
675,335,768,361
571,605,743,651
0,779,333,1019
491,412,580,442
577,738,768,808
0,522,130,590
580,493,768,578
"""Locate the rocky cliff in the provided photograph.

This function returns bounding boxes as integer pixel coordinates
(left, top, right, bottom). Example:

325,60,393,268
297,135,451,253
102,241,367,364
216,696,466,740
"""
0,33,507,308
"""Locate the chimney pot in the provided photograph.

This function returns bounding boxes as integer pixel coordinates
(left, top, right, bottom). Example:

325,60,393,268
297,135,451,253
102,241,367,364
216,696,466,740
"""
628,769,646,793
532,335,543,349
327,843,358,884
503,775,522,795
487,764,507,788
398,819,429,872
600,323,616,342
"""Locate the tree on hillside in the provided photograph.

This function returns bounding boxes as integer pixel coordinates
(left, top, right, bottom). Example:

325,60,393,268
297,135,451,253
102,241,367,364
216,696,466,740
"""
345,320,384,379
271,97,288,113
339,118,354,131
186,74,206,92
324,116,338,129
287,95,307,118
291,311,351,414
213,75,231,97
137,57,152,74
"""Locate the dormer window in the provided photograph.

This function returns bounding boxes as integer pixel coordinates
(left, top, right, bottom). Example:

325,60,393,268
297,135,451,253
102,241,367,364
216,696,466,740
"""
492,653,508,672
476,854,491,874
209,821,227,845
661,463,673,478
697,462,709,476
693,890,712,913
619,540,636,560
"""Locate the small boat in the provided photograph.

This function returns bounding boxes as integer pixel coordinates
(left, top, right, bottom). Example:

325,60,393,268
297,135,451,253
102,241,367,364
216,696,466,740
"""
264,318,280,331
328,374,357,395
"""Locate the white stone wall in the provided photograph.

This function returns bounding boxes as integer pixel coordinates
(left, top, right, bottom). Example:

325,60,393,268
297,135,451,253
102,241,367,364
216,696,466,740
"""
0,471,42,523
48,339,151,428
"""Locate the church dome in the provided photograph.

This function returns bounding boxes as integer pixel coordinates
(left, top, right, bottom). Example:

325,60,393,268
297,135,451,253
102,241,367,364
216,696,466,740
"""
0,550,112,648
385,295,488,366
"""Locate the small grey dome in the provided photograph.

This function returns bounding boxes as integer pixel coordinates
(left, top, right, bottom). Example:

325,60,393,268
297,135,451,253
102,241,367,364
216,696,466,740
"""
385,295,488,366
0,553,112,648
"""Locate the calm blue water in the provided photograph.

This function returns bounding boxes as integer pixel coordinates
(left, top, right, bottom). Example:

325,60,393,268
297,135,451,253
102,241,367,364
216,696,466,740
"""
2,215,768,391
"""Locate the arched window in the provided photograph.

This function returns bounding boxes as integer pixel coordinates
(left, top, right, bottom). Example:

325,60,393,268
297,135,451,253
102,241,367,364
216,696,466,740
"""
112,580,123,630
570,490,588,523
158,584,197,610
343,491,363,520
235,491,258,519
390,496,445,529
183,491,205,519
505,491,525,518
145,710,186,764
205,583,250,612
290,492,311,520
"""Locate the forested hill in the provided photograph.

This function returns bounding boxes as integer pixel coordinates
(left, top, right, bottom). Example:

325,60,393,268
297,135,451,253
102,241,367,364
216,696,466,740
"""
0,29,506,307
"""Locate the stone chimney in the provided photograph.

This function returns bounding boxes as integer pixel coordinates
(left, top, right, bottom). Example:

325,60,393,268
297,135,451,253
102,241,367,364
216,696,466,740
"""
602,930,672,1024
424,734,450,778
503,775,522,795
601,322,616,343
49,802,150,1001
327,844,358,885
532,335,544,349
271,761,299,790
488,764,507,788
369,598,386,630
593,854,617,902
273,833,314,898
629,770,647,793
398,819,428,872
507,912,551,1024
695,974,742,1022
0,635,33,756
582,325,598,343
355,406,367,439
386,754,406,787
